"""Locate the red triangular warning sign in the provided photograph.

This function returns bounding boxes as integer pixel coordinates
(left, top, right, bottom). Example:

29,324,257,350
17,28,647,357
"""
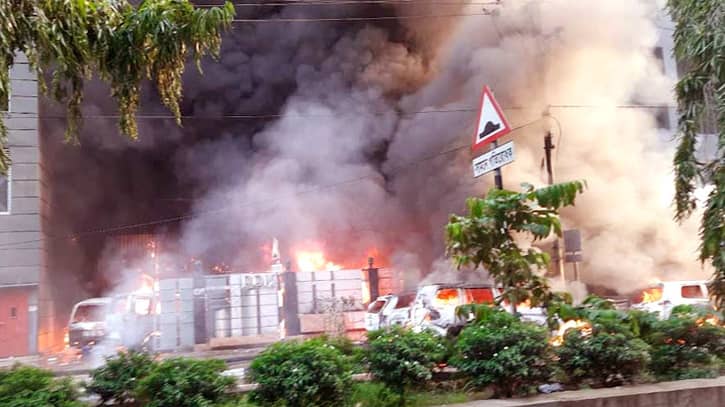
472,86,511,151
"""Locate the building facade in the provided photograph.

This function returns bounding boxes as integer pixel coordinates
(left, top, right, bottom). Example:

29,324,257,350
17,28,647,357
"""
0,53,63,357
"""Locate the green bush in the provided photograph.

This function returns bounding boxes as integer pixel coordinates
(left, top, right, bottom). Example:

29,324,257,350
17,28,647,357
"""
0,365,82,407
248,338,353,407
136,358,235,407
318,334,366,373
645,310,725,380
451,307,552,397
367,326,446,403
555,330,651,387
87,350,156,406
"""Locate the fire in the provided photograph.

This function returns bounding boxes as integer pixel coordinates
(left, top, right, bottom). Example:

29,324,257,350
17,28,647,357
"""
641,287,663,303
696,315,720,326
550,319,593,347
295,249,342,272
434,288,460,308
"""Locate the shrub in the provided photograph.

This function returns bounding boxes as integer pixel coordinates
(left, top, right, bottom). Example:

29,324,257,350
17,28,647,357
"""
318,334,366,373
452,307,552,397
136,358,235,407
87,350,157,406
556,330,651,387
645,309,725,380
248,338,353,407
0,365,82,407
367,326,446,403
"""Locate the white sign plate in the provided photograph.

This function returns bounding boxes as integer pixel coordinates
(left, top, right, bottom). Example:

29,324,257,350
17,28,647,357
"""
472,141,515,178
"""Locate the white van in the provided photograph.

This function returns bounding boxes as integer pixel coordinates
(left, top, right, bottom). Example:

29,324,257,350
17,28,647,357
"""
68,292,157,350
409,283,547,335
68,297,112,348
409,284,497,336
365,292,416,331
630,280,712,319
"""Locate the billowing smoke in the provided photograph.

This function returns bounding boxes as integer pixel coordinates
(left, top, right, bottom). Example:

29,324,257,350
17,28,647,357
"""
46,0,710,301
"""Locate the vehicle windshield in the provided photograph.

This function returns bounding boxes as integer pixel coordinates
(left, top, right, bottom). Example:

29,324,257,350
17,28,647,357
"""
368,299,387,314
433,288,460,307
71,304,107,323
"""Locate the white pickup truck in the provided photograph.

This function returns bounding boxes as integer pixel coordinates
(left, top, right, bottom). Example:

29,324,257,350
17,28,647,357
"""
629,280,712,319
365,292,416,331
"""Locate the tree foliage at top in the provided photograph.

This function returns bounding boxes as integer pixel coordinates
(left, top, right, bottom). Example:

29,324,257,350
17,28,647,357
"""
0,0,235,173
445,181,586,310
668,0,725,309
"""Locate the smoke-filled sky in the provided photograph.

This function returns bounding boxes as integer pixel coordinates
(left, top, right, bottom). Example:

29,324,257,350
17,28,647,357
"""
42,0,710,297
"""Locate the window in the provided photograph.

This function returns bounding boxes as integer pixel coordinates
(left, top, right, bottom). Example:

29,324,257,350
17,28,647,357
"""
368,299,387,314
681,285,706,299
464,288,495,304
395,294,416,309
1,84,7,111
434,288,460,307
10,307,16,318
0,167,9,214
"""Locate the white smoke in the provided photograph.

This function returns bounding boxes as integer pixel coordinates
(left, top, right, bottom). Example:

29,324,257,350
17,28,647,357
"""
173,0,710,295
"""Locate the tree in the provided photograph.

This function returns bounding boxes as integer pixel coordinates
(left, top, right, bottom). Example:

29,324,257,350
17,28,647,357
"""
0,0,235,173
445,181,586,311
667,0,724,310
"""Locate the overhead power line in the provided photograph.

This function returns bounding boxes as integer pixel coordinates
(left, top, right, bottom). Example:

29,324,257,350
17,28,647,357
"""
13,104,676,121
197,0,503,7
230,11,494,22
0,116,543,250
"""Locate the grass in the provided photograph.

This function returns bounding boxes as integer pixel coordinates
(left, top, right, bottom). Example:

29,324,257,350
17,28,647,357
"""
225,382,490,406
351,382,489,407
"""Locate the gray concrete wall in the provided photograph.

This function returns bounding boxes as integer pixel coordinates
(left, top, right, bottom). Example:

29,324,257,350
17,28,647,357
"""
454,376,725,407
0,55,42,287
0,53,42,355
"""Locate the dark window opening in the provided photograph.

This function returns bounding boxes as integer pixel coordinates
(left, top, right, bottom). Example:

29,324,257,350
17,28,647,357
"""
10,307,16,318
395,293,416,309
681,285,706,299
0,170,8,213
652,47,666,74
464,288,495,304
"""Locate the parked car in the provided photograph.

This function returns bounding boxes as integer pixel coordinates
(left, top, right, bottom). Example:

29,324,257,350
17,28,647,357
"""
68,291,157,352
629,280,712,319
364,292,416,331
67,297,113,349
409,283,547,336
409,283,495,336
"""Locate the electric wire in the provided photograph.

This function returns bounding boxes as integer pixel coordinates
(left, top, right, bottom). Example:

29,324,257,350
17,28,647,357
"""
0,117,543,249
10,104,676,121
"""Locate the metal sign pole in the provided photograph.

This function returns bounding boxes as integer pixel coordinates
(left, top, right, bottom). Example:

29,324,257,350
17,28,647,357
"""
492,140,503,189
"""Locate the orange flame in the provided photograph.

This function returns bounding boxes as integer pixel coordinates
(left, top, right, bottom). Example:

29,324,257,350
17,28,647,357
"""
433,288,460,308
641,287,663,303
295,249,342,272
696,315,720,327
550,319,592,347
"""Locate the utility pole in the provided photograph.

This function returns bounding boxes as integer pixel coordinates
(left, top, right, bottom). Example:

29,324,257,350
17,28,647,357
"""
543,130,566,283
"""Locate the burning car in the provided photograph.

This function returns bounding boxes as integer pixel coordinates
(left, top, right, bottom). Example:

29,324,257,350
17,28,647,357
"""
68,291,158,352
409,283,497,336
409,283,548,336
67,297,112,349
629,280,712,319
364,292,416,331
